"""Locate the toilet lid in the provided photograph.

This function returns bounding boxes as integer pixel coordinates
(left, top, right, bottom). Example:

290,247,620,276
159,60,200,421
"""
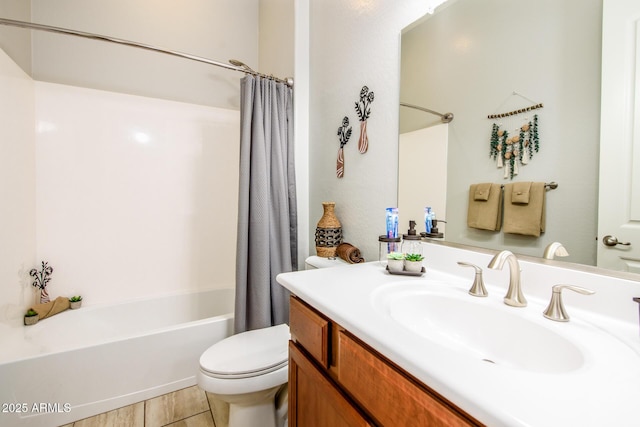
200,324,290,379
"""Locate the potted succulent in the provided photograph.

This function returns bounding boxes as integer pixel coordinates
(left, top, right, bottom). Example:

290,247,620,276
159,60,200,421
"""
404,253,425,273
387,252,405,272
69,296,83,309
24,309,39,326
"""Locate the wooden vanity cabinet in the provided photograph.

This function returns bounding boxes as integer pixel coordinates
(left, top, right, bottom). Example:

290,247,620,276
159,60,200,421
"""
289,296,484,427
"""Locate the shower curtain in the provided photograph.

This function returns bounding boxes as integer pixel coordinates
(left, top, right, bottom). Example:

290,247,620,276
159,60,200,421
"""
234,75,297,333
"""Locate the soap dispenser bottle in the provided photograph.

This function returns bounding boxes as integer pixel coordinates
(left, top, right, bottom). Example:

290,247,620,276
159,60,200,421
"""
401,220,423,256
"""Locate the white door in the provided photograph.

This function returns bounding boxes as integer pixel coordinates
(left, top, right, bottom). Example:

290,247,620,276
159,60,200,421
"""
597,0,640,272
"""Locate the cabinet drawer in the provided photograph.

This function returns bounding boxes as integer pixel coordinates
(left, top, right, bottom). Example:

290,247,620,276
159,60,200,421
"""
289,296,330,368
338,331,482,427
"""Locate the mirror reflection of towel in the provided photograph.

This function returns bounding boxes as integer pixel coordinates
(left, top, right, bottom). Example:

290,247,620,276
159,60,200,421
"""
503,182,546,237
467,183,502,231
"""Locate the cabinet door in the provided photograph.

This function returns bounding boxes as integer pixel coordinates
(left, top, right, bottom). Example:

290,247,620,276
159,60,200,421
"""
338,332,481,427
289,342,371,427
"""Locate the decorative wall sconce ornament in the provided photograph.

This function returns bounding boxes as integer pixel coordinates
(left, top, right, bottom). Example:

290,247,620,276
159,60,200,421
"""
488,92,542,180
355,85,374,153
30,261,54,304
336,116,352,178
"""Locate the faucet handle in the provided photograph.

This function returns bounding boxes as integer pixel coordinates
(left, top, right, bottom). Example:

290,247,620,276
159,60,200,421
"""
543,284,595,322
457,262,488,297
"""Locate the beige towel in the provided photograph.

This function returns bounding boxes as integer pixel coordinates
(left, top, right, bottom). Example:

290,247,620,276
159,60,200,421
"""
31,296,70,320
503,182,546,236
467,183,503,231
474,183,492,201
512,182,532,204
336,242,365,264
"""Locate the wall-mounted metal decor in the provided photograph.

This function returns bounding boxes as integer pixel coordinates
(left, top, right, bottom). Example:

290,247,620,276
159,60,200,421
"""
336,116,352,178
355,85,374,153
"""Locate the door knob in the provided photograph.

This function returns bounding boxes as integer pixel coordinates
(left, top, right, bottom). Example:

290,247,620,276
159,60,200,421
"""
602,235,631,247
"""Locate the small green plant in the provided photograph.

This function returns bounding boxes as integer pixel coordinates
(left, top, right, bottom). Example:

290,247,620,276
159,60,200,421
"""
25,309,38,317
404,253,424,262
69,296,82,302
387,252,405,260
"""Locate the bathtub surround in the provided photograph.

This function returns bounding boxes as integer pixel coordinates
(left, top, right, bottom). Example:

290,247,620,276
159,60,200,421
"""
0,43,239,337
34,81,240,307
235,75,297,333
0,48,36,326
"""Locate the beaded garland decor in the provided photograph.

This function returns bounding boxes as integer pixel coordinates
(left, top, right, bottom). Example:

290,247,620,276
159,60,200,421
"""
488,103,542,180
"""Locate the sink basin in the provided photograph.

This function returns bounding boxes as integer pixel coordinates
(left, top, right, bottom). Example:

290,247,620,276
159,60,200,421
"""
377,287,585,373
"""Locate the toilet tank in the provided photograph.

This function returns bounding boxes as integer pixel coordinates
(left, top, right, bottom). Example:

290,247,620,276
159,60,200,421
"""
304,256,348,270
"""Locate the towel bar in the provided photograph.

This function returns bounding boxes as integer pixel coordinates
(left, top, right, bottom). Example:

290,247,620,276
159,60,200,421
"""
500,182,557,191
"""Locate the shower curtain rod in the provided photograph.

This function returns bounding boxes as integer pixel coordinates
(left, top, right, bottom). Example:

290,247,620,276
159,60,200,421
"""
400,102,454,123
0,17,294,87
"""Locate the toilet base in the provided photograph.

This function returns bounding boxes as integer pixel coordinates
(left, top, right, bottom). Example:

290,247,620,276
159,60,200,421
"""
211,386,282,427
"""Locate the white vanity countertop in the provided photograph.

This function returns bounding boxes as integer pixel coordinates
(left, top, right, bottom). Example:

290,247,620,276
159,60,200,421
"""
277,254,640,427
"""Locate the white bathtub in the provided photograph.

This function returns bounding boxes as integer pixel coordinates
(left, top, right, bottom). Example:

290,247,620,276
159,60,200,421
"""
0,288,234,427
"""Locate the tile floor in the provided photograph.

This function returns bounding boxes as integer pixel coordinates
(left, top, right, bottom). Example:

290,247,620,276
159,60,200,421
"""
58,386,229,427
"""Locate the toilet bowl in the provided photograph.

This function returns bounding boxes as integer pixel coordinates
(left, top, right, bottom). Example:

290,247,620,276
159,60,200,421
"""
198,324,290,427
199,256,348,427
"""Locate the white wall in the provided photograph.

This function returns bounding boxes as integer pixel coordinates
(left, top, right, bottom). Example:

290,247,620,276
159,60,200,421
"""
35,82,240,306
0,0,31,74
259,0,294,80
401,0,602,265
293,0,310,269
26,0,259,110
0,49,36,325
308,0,433,261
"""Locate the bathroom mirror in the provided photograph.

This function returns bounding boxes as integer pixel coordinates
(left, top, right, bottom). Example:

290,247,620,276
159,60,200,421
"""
398,0,619,271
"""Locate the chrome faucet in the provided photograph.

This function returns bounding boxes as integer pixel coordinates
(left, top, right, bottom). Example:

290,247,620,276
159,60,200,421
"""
487,250,527,307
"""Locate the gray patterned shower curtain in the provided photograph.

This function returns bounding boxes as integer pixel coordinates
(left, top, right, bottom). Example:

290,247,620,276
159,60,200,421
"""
234,75,297,333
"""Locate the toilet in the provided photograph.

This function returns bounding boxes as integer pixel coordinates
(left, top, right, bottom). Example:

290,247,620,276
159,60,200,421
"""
198,256,348,427
198,324,290,427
